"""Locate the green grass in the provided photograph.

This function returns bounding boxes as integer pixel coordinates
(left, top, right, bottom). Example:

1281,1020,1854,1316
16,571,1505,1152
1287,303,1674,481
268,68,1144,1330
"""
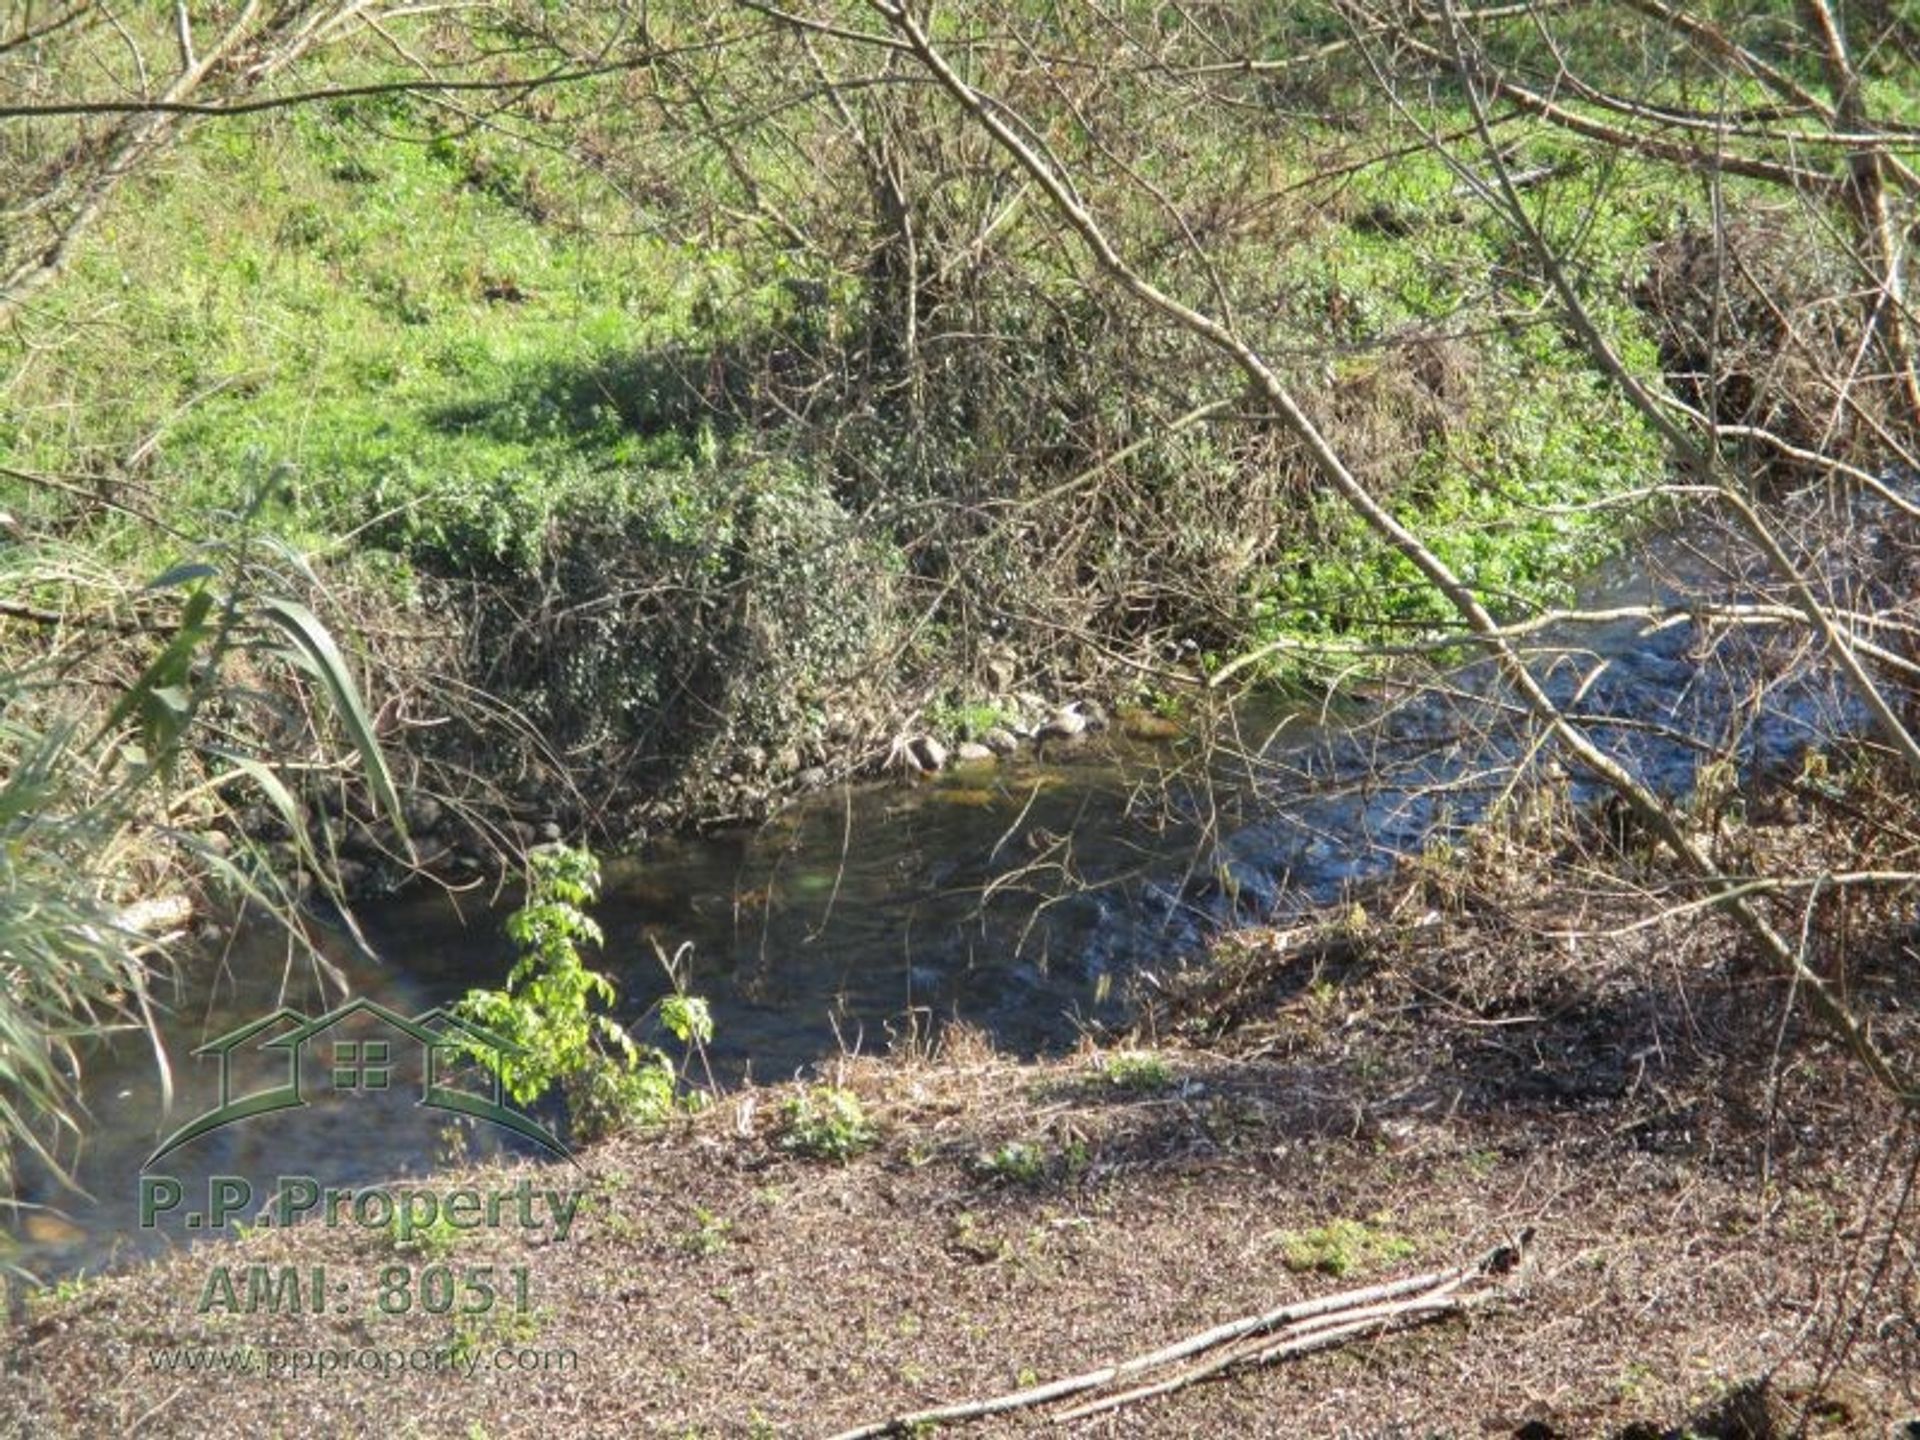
1231,121,1699,660
1,12,1846,725
1,95,752,578
3,74,1679,624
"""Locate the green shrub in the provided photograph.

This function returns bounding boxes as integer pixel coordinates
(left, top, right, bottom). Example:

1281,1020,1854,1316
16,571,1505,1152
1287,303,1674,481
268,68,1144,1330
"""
455,844,709,1142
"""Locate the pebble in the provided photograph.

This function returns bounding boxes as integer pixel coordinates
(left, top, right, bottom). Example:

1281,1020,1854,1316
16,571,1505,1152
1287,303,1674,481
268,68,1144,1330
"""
1036,707,1088,742
981,727,1021,756
953,741,997,765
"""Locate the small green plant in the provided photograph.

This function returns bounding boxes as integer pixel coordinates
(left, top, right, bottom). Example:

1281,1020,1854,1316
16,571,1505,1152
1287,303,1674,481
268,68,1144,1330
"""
1275,1215,1416,1277
455,844,708,1142
679,1207,732,1258
925,698,1013,740
974,1141,1046,1184
1615,1359,1655,1403
392,1211,462,1260
1299,976,1350,1026
777,1086,878,1161
450,1306,545,1366
1099,1050,1173,1092
32,1272,93,1310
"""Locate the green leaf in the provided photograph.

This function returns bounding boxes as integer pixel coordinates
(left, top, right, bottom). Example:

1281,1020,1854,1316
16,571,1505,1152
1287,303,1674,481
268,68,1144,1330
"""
97,589,215,766
207,749,323,874
149,684,190,716
661,994,713,1046
254,596,407,846
145,562,218,591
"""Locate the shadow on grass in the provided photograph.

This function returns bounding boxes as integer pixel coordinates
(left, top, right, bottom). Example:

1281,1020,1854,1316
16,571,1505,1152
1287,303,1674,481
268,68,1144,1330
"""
425,331,823,449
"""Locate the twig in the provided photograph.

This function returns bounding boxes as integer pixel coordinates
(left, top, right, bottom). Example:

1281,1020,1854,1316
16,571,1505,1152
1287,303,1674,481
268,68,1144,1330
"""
1052,1292,1471,1423
826,1234,1529,1437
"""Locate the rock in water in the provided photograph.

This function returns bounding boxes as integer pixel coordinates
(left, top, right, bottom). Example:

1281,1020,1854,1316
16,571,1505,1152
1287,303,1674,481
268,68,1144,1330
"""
1119,708,1183,741
1036,706,1089,742
981,726,1021,756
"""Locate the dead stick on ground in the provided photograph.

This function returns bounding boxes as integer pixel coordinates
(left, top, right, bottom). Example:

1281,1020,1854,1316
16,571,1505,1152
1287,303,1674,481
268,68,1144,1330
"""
826,1233,1530,1438
1051,1293,1473,1424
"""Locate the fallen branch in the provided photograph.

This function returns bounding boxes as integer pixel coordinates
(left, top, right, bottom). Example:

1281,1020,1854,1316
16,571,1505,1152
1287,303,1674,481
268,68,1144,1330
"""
1051,1293,1468,1424
827,1233,1531,1437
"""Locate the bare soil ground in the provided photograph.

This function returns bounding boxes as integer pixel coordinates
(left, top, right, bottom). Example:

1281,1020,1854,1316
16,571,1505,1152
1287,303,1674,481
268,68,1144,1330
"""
5,806,1920,1438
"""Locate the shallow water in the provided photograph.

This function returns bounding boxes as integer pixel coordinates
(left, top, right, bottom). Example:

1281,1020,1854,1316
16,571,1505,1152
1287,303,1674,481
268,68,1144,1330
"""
4,511,1875,1281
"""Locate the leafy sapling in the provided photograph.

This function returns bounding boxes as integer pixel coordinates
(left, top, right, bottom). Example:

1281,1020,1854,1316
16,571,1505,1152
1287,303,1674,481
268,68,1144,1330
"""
455,845,710,1142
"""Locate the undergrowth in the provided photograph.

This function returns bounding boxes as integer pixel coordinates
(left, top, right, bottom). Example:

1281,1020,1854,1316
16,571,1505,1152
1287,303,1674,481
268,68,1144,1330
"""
0,6,1860,822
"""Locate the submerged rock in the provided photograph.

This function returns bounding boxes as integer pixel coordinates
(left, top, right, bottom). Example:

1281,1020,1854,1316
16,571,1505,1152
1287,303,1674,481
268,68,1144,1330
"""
1119,708,1183,741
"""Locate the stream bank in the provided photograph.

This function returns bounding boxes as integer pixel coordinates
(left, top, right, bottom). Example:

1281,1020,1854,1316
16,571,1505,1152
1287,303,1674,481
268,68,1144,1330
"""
4,500,1884,1285
5,792,1916,1437
6,491,1919,1431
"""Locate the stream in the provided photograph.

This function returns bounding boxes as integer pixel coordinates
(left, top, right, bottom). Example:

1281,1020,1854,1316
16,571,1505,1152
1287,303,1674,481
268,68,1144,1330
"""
3,512,1875,1282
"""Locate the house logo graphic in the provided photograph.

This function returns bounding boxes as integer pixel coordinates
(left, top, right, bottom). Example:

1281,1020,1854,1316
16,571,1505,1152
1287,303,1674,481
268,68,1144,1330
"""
144,996,570,1167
